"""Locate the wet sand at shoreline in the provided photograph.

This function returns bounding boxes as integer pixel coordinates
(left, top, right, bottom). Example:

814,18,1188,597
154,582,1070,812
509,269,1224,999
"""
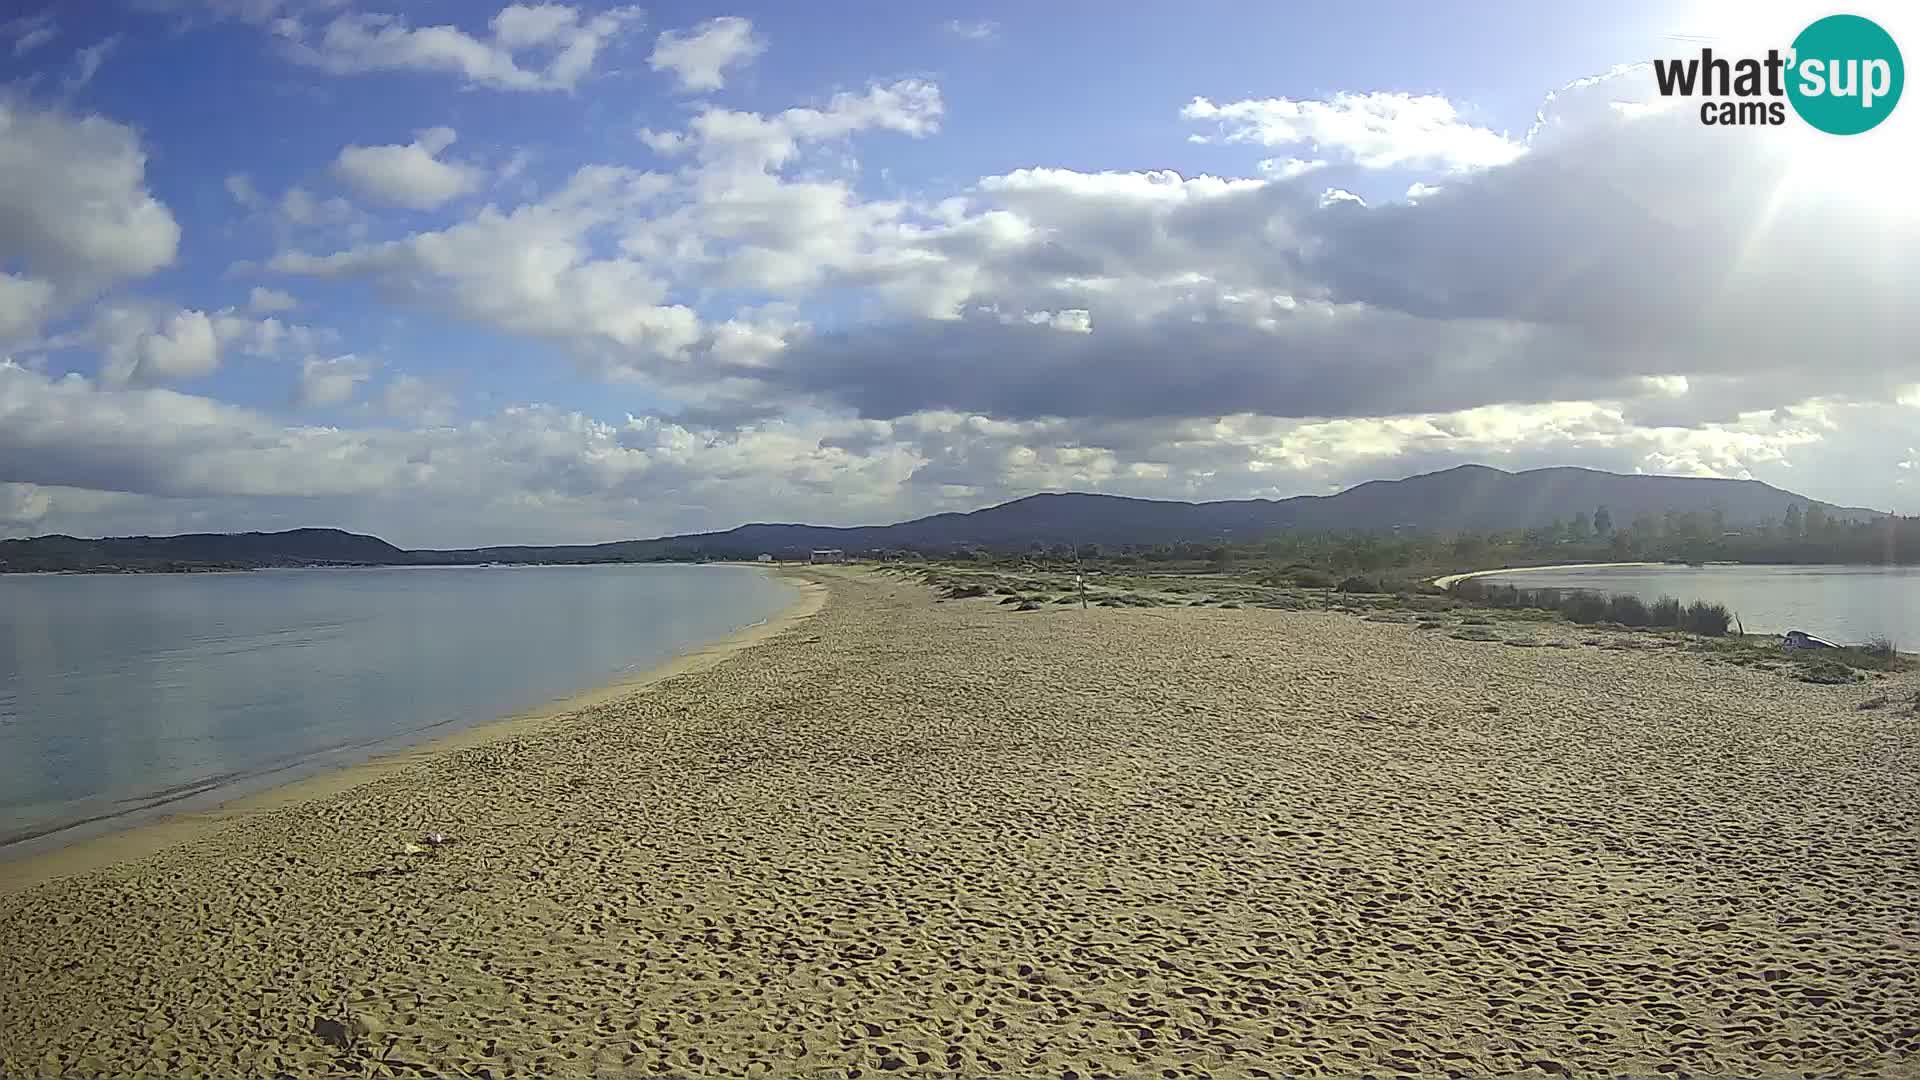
2,568,1915,1077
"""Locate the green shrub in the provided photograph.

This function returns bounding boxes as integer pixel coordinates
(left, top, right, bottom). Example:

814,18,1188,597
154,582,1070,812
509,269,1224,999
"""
1649,597,1683,627
1682,601,1733,636
1605,594,1651,626
1561,592,1609,624
1335,575,1378,593
1828,645,1908,672
1288,569,1335,589
1795,658,1859,684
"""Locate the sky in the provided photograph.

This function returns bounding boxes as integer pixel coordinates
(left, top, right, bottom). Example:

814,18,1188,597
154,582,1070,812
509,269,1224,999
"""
3,0,1918,546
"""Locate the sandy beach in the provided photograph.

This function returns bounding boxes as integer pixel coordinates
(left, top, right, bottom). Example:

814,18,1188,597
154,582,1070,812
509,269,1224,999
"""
3,567,1916,1078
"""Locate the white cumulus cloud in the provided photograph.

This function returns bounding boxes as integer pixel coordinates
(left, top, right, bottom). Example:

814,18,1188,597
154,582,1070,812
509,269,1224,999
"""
248,286,298,313
295,354,376,407
95,307,221,385
649,16,765,93
0,96,180,341
1183,92,1525,172
332,126,485,210
285,4,641,92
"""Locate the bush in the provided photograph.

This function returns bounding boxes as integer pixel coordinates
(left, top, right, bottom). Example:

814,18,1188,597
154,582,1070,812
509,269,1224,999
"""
1795,658,1859,684
1605,594,1651,627
1449,580,1737,638
1682,601,1733,636
1864,635,1898,659
1561,591,1609,624
1649,597,1683,627
945,583,989,599
1829,645,1908,672
1288,569,1335,589
1335,575,1378,593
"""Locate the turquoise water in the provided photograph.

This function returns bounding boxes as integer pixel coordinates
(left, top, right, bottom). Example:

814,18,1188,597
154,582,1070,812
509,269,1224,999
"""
0,564,794,851
1476,563,1920,644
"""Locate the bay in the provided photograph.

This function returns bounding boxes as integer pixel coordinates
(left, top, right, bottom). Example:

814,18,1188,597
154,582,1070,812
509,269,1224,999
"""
0,563,794,851
1476,563,1920,644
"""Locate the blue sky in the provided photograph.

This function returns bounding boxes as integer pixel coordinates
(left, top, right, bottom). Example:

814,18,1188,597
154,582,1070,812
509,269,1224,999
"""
3,1,1918,544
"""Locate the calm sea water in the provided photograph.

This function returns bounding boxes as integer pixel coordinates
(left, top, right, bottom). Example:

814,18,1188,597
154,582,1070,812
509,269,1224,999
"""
1477,564,1920,644
0,564,795,851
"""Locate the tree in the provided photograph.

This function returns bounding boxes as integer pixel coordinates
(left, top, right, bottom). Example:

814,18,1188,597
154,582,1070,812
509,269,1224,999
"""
1570,511,1591,539
1450,532,1485,560
1592,505,1613,536
1804,504,1827,539
1784,503,1803,537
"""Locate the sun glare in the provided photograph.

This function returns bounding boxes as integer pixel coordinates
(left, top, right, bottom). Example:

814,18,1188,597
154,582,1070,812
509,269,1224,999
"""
1776,114,1920,208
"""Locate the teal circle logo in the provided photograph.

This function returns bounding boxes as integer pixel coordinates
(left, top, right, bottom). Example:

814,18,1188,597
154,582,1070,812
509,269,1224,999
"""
1787,14,1904,134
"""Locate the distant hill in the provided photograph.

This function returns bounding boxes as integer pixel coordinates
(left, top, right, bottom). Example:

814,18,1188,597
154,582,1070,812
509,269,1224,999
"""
0,528,407,573
486,465,1883,558
0,466,1886,571
1257,464,1886,534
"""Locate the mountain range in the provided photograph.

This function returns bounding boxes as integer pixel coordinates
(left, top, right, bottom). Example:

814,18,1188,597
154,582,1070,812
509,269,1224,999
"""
0,465,1885,572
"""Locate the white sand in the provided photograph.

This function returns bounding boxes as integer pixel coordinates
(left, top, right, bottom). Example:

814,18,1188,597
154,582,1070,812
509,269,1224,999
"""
2,568,1915,1078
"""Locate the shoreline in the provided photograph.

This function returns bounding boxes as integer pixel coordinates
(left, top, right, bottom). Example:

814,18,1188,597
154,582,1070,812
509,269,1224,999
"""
0,570,826,896
3,567,1914,1077
1429,560,1670,589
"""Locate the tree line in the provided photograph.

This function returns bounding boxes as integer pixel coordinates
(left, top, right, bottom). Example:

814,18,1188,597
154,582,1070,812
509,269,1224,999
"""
972,503,1917,575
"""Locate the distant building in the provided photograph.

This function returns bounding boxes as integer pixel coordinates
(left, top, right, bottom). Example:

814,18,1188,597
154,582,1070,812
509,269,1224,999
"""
756,553,774,563
809,549,846,564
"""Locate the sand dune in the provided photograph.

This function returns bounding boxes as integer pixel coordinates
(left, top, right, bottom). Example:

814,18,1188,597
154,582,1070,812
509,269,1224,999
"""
3,568,1916,1078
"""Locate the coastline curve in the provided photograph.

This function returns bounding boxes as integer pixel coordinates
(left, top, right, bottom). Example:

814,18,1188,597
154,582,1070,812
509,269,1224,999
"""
0,569,827,895
1429,561,1669,590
